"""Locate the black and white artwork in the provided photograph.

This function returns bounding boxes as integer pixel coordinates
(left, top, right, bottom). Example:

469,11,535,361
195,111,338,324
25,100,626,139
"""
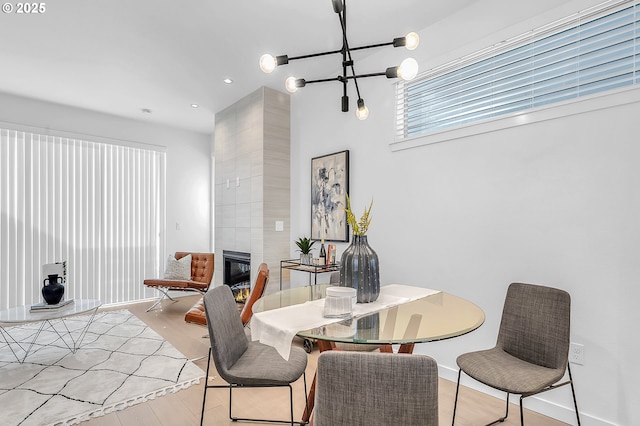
311,150,349,242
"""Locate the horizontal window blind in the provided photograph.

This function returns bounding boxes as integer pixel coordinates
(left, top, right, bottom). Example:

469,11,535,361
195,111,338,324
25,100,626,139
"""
0,129,166,309
395,1,640,139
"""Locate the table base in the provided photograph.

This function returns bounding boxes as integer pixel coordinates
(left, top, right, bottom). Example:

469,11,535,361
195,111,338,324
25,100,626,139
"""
0,307,99,363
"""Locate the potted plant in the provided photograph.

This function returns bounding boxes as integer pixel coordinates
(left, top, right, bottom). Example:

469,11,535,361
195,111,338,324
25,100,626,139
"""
295,236,315,265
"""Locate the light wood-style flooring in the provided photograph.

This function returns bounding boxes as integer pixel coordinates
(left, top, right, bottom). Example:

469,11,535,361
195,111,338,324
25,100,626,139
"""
86,295,568,426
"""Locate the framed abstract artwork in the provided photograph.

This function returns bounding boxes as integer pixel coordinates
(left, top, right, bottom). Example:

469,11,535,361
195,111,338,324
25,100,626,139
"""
311,150,349,242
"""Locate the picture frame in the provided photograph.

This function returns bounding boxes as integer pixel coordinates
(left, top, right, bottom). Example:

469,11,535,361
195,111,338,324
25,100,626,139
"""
311,150,349,242
42,261,67,283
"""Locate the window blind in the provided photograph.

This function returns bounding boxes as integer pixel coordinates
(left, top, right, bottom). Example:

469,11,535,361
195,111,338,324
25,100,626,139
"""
0,129,166,309
395,1,640,140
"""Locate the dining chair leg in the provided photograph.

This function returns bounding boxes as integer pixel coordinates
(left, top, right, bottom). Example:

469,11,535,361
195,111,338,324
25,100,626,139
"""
200,348,212,426
453,369,511,426
302,372,316,423
303,340,333,422
484,392,509,426
519,395,525,426
567,364,581,426
302,372,308,412
517,365,581,426
452,369,462,426
289,384,294,426
225,382,306,425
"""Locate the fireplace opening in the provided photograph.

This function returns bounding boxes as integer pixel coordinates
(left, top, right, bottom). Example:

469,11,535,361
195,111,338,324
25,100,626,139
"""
223,250,251,303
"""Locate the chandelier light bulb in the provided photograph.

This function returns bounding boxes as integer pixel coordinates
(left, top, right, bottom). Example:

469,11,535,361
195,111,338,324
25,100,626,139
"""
398,58,419,81
405,32,420,50
259,54,277,73
355,105,369,120
356,99,369,120
285,76,299,93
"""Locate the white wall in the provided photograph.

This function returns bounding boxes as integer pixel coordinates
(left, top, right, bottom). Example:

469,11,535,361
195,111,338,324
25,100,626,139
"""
290,0,639,424
0,92,212,255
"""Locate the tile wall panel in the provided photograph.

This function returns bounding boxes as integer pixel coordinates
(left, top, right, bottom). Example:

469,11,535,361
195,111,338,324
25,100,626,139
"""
214,87,290,288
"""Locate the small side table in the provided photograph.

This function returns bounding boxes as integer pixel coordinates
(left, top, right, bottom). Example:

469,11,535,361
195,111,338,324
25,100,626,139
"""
0,299,102,363
279,259,340,290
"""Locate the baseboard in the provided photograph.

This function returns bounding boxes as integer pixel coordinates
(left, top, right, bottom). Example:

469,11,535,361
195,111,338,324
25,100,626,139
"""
439,364,615,426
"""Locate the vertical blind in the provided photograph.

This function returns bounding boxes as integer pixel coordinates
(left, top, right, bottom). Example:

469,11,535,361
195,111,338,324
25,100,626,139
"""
0,129,166,310
395,1,640,139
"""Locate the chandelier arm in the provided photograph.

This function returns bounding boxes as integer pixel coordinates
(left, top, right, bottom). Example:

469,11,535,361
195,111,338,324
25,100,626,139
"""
344,72,386,80
280,41,398,65
302,77,342,85
349,41,395,51
295,71,390,89
287,49,343,62
335,0,362,100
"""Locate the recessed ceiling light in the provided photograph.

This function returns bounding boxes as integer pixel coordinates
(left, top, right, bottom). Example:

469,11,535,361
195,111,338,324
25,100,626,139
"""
223,78,233,84
191,104,199,108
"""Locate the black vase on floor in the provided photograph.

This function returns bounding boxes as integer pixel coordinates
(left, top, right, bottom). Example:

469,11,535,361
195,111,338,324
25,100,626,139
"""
339,235,380,303
42,274,65,305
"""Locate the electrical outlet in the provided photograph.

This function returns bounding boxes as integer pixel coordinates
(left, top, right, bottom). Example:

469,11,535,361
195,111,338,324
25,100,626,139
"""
569,342,584,365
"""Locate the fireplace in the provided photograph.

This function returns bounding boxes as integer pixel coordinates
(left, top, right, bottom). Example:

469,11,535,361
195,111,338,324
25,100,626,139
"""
223,250,251,302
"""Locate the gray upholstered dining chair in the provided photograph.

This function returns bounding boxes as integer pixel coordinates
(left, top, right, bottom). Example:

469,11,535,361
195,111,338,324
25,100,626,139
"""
314,351,439,426
452,282,581,425
200,285,308,426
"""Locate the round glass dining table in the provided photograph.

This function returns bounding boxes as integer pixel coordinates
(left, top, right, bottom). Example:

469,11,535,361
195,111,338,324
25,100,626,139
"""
252,284,485,348
252,283,485,422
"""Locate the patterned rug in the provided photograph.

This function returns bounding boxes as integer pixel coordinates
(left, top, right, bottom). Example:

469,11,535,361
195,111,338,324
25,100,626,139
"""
0,310,204,426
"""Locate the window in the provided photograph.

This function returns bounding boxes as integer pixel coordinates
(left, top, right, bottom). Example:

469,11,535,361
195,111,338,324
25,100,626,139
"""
395,1,640,141
0,129,166,309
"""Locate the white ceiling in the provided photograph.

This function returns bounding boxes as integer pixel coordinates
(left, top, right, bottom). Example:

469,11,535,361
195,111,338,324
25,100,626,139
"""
0,0,476,134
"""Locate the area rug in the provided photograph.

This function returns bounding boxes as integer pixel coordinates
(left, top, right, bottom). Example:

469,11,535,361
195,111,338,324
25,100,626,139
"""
0,310,204,426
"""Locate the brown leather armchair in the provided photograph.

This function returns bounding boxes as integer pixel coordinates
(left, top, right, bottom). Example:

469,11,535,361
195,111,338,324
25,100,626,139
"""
185,262,269,327
144,252,214,312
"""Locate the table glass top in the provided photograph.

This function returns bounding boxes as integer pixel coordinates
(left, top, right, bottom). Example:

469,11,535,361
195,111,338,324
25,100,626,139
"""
252,284,485,345
0,299,102,323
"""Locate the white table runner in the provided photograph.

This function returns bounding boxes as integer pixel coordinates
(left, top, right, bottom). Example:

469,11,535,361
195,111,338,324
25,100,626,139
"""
250,284,440,360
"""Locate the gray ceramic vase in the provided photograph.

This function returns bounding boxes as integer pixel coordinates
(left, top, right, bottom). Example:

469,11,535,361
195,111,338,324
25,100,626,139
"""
339,235,380,303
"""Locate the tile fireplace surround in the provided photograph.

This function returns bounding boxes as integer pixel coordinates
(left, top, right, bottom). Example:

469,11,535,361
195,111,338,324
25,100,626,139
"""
214,86,290,288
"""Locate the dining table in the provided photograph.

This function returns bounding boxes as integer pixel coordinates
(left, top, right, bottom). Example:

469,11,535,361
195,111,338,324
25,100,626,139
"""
251,283,485,422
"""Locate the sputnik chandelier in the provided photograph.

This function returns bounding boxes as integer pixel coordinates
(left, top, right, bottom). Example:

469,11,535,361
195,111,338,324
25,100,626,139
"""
259,0,419,120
